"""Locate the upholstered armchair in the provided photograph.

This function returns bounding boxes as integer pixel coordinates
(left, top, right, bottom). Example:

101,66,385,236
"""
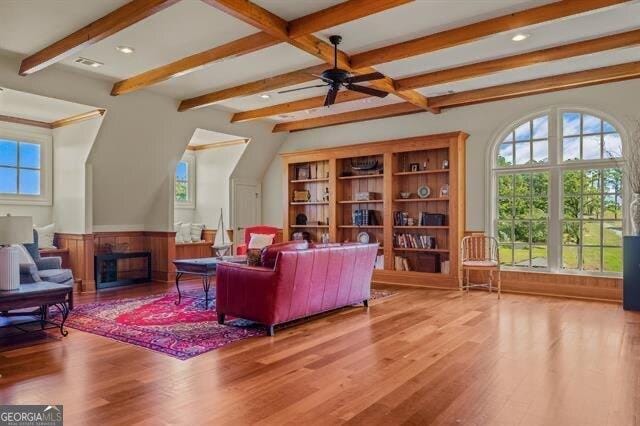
236,225,281,255
20,230,74,308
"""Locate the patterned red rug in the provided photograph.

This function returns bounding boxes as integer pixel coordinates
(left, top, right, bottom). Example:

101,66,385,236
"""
62,288,394,360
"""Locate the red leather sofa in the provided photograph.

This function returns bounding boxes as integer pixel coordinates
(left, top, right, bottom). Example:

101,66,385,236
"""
215,242,379,335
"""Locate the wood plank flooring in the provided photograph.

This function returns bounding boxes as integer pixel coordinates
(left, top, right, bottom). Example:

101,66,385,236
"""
1,281,639,425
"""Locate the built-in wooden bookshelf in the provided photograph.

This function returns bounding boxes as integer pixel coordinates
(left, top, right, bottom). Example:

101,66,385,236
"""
281,132,467,288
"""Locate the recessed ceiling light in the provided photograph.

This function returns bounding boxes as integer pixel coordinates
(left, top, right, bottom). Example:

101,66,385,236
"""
511,33,530,42
259,94,271,99
116,46,135,54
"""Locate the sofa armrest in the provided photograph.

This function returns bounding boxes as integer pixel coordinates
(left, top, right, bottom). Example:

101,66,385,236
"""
35,256,62,270
215,262,279,324
20,263,41,283
236,243,247,255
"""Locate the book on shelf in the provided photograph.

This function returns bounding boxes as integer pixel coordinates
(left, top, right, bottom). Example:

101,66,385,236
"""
394,211,448,226
393,233,437,249
352,209,380,226
394,256,411,271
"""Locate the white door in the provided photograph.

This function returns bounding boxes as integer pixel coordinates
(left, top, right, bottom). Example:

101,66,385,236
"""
231,179,261,248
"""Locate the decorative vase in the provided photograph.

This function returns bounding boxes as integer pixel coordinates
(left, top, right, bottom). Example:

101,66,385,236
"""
631,193,640,235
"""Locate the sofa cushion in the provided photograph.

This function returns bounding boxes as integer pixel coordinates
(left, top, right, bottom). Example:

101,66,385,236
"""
23,229,41,261
261,241,308,269
35,223,56,248
37,268,73,284
248,233,275,249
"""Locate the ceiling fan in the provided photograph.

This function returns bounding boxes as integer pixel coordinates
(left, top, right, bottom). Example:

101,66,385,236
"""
278,35,389,107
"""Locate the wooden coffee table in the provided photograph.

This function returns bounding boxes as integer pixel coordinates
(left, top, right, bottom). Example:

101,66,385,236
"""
172,256,246,309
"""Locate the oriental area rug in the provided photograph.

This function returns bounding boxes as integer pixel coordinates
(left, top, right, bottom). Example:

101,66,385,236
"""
61,288,394,360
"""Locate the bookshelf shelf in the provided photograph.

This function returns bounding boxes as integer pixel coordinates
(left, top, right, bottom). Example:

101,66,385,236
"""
338,200,384,204
290,178,329,183
290,201,329,205
281,132,467,288
393,197,449,203
393,169,449,176
338,174,384,180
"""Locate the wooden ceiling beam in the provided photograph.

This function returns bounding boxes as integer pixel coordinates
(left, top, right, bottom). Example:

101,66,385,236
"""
272,102,423,132
273,60,640,132
19,0,181,76
111,32,278,95
287,0,414,38
428,60,640,109
231,90,371,123
350,0,633,69
178,64,327,111
196,0,430,111
50,109,106,129
397,28,640,90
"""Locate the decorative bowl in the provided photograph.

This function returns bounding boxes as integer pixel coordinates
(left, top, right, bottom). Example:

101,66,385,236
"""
399,192,411,199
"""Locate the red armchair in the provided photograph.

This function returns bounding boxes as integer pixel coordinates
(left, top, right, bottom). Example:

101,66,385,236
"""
235,225,281,255
216,243,379,335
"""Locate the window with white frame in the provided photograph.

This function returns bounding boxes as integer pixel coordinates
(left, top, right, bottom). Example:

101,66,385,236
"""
492,108,624,274
175,154,195,208
0,130,52,205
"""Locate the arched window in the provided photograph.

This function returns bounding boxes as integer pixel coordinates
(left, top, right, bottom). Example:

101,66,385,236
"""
492,108,624,274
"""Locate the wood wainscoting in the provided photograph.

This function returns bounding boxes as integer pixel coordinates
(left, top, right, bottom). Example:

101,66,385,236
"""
53,233,95,292
462,231,622,302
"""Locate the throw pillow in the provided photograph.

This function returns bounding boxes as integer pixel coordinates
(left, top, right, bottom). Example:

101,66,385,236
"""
179,223,192,244
261,240,309,269
248,233,275,249
190,223,205,242
174,222,183,243
34,223,56,248
247,249,262,266
11,244,36,266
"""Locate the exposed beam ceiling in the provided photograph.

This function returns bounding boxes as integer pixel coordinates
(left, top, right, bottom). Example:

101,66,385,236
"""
274,60,640,132
428,60,640,109
234,29,640,121
287,0,413,38
188,0,631,115
114,0,402,95
396,28,640,90
177,64,327,111
111,32,279,95
350,0,633,68
231,90,371,123
186,138,248,151
19,0,181,76
185,0,430,111
272,102,423,132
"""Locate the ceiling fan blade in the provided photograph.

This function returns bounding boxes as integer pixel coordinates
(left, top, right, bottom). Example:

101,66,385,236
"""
278,84,328,94
345,84,389,98
345,72,385,84
324,87,338,107
312,74,333,83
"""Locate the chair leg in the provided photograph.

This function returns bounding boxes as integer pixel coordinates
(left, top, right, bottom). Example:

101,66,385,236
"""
217,313,225,324
459,266,464,291
465,269,470,294
488,270,493,294
497,269,501,299
267,325,275,336
363,299,369,308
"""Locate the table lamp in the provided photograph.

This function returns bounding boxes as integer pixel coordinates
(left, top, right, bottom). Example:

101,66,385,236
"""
0,215,33,291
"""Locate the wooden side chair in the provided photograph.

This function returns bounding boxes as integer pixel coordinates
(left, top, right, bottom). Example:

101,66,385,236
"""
460,233,501,298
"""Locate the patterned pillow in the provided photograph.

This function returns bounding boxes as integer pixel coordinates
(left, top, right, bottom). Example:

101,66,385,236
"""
247,249,262,266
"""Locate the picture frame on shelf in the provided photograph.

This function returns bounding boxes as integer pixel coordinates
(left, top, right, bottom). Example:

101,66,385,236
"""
296,164,311,180
410,163,420,172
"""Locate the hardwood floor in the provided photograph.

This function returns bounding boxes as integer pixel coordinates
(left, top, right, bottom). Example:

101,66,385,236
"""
1,282,639,425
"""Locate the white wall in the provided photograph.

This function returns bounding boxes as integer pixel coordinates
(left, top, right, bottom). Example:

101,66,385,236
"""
0,50,287,232
52,116,103,233
174,143,247,227
262,79,640,230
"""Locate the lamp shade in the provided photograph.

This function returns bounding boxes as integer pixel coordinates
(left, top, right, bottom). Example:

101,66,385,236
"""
0,216,33,245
